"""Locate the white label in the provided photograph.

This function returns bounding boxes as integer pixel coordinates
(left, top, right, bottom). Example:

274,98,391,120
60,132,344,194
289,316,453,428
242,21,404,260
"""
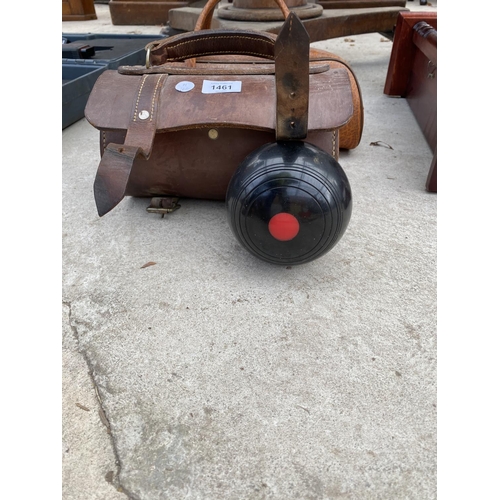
202,80,242,94
175,81,195,92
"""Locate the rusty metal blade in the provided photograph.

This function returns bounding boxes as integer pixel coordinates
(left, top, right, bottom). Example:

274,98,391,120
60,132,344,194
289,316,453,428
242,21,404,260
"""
275,12,310,141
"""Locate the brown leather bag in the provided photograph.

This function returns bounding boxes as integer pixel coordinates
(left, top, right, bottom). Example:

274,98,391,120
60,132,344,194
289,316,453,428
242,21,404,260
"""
85,0,363,218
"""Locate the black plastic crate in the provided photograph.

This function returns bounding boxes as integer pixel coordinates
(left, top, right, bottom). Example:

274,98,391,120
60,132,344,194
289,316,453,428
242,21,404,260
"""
63,60,108,130
62,33,166,129
62,33,165,68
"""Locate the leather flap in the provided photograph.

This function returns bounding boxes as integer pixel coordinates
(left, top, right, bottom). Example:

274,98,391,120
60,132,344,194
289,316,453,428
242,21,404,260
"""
85,68,353,132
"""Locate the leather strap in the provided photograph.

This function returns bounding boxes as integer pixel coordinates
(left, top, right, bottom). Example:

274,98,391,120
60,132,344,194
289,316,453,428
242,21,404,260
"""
118,60,330,76
275,12,309,140
145,30,277,66
124,73,166,159
94,144,141,217
144,0,289,67
94,74,166,216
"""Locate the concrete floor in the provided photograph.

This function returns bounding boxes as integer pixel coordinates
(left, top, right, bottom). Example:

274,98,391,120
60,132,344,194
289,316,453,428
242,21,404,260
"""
62,2,437,499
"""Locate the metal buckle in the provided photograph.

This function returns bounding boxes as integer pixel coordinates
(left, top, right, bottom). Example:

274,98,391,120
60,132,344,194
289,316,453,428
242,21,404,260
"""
147,197,181,217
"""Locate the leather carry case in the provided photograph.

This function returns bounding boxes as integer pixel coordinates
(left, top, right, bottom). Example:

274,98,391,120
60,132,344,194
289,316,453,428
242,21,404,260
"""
85,0,364,265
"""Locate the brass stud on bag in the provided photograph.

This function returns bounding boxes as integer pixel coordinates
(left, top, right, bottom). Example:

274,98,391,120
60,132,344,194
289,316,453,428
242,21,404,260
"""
208,129,219,140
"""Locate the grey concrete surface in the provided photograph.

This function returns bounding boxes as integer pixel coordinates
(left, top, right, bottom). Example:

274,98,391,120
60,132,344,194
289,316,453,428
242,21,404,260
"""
62,2,437,499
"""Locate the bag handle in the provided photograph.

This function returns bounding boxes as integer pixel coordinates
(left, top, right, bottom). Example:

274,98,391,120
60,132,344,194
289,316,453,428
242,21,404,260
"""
194,0,290,31
145,0,291,67
145,30,278,67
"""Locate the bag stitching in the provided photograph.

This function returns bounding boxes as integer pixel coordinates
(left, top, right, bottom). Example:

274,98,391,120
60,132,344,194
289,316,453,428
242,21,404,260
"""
133,75,149,122
149,75,165,122
163,50,274,62
152,34,274,54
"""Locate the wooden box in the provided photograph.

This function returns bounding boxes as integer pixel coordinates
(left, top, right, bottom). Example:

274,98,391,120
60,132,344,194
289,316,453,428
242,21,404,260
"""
109,0,190,25
62,0,97,21
384,11,437,192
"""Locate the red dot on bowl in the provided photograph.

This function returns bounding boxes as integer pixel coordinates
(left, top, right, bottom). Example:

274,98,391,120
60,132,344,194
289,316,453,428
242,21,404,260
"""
268,213,300,241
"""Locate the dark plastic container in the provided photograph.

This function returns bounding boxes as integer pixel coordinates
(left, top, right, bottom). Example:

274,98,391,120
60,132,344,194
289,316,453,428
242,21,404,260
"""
62,60,107,129
62,33,166,129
